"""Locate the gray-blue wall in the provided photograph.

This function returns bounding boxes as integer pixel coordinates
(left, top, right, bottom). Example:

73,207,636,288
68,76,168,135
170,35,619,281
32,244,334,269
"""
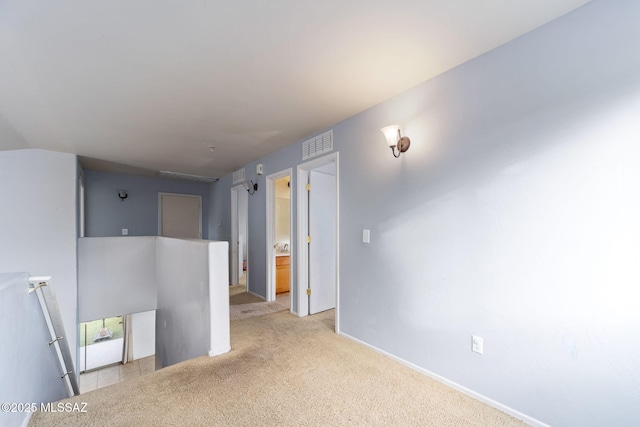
84,169,211,238
0,149,80,379
209,1,640,425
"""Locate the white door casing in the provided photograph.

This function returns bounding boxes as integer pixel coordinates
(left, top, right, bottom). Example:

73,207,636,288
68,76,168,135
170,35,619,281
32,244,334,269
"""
238,190,248,281
266,168,293,305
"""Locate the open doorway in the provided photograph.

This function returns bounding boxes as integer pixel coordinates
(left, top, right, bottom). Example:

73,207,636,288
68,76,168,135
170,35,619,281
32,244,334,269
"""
231,186,249,288
266,169,293,306
79,310,156,393
296,152,339,328
80,315,124,372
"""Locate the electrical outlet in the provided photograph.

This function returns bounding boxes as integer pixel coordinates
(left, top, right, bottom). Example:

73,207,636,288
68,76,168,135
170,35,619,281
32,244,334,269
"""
121,228,128,236
472,335,483,354
362,229,370,243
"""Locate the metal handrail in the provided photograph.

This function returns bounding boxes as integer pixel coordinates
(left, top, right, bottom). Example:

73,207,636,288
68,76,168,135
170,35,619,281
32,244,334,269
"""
28,276,80,397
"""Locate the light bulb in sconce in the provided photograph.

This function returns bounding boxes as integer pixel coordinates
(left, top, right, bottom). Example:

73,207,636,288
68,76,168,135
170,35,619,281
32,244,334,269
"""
241,180,258,195
381,125,410,158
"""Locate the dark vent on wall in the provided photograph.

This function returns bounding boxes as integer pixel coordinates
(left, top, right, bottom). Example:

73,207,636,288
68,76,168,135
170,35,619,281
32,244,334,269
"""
302,130,333,160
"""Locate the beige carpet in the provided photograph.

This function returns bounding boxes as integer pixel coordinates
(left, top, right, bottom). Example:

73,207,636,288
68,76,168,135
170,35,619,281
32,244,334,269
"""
229,285,291,320
230,291,264,305
30,310,527,427
229,284,248,297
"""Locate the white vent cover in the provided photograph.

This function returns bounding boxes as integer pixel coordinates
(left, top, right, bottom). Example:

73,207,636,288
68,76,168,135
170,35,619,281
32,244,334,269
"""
302,130,333,160
233,168,246,184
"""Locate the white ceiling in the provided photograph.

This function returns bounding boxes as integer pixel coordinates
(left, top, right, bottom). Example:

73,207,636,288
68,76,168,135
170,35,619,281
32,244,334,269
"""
0,0,590,178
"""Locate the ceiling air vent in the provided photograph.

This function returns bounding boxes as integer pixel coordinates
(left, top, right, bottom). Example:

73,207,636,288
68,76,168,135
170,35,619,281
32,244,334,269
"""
233,168,246,184
156,171,218,183
302,130,333,161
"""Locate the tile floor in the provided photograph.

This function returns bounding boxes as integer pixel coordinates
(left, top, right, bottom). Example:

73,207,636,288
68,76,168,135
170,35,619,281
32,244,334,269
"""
79,355,155,394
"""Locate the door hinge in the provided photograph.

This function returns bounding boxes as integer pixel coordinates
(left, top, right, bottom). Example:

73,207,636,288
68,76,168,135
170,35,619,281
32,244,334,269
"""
306,183,311,191
306,236,311,243
306,288,311,296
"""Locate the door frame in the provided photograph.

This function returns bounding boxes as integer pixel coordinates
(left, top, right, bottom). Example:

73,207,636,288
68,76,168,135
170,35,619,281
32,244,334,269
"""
157,192,202,238
265,168,293,306
78,174,85,238
230,185,248,289
296,152,339,332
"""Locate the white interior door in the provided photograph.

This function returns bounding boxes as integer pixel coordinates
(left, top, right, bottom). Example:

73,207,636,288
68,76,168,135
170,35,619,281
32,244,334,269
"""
159,193,201,238
238,190,248,285
231,187,249,288
308,169,336,314
231,189,239,285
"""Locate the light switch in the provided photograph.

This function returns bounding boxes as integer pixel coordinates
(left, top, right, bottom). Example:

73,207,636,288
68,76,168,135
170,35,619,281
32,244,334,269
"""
362,229,370,243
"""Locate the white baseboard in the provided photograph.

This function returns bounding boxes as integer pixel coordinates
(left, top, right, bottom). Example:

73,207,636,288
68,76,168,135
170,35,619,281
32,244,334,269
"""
338,331,549,427
247,290,265,301
208,345,231,357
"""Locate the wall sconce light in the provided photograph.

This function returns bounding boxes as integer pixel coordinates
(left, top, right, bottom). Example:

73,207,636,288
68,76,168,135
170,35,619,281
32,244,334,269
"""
118,190,128,201
242,180,258,195
381,125,410,158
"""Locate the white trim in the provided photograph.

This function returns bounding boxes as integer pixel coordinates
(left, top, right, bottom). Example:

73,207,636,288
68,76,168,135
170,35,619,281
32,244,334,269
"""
338,331,549,427
208,240,230,358
265,176,275,302
296,167,309,317
79,175,85,238
335,154,340,334
265,168,293,309
157,192,203,239
208,346,231,357
230,187,238,286
295,152,340,334
230,185,244,287
247,289,266,301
